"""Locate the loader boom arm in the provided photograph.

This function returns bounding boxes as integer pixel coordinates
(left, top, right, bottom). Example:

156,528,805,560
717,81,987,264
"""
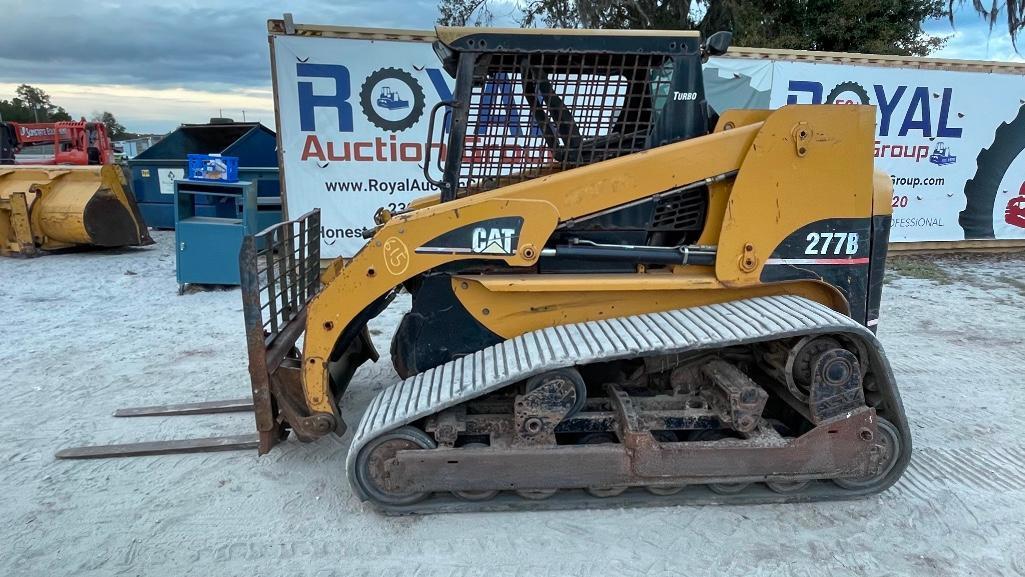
300,104,879,423
299,120,763,415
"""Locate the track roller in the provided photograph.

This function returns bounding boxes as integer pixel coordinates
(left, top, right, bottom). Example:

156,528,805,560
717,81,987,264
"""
516,490,558,500
451,443,500,502
524,368,587,418
708,483,750,495
766,481,810,494
579,433,627,497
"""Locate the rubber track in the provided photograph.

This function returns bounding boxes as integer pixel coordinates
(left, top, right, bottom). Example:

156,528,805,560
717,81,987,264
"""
347,295,911,514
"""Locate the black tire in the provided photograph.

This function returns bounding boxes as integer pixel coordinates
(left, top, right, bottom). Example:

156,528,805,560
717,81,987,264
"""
359,68,426,133
825,81,871,105
960,104,1025,239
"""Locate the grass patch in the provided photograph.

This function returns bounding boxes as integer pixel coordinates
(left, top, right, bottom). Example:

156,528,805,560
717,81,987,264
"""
885,256,955,284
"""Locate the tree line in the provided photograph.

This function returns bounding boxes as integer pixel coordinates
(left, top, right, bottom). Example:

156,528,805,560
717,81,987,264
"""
438,0,1023,57
1,84,135,140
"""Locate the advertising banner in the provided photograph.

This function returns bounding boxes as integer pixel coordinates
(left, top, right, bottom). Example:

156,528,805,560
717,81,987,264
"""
271,29,1025,255
769,61,1025,241
272,34,449,258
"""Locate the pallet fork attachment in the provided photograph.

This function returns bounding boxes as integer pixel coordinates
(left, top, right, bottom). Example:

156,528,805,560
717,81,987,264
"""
54,211,323,460
112,398,254,417
54,398,259,459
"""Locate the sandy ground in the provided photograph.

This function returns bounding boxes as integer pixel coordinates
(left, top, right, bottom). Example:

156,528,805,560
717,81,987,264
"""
2,231,1024,577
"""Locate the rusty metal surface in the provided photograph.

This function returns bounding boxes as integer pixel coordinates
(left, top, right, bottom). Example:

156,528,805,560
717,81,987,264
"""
54,434,260,460
239,209,321,454
113,398,254,417
699,359,768,433
388,408,879,493
512,377,575,446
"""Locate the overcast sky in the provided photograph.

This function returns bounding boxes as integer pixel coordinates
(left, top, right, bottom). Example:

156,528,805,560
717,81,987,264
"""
0,1,1021,134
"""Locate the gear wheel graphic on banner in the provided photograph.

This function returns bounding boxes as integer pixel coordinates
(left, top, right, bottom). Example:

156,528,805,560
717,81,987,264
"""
960,104,1025,238
825,81,871,104
359,68,426,132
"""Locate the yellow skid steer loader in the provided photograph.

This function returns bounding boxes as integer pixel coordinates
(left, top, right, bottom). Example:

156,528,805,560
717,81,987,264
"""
56,26,910,515
234,27,910,513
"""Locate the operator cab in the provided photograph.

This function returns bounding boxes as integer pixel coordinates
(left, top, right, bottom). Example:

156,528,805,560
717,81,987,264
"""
424,26,732,267
427,26,731,202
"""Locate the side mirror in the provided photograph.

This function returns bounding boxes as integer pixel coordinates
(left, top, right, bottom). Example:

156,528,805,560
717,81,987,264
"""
704,31,732,57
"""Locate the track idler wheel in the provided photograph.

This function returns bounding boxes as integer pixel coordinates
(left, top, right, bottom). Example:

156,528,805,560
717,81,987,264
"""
834,417,902,491
353,426,436,506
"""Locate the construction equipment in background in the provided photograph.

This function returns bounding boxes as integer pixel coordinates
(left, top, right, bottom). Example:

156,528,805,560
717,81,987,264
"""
0,120,152,257
59,27,911,515
1,121,114,165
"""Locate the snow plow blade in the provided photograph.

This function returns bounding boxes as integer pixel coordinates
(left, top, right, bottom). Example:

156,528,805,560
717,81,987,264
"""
0,165,152,257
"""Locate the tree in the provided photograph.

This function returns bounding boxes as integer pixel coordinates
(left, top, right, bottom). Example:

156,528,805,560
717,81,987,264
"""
16,84,52,122
952,0,1025,50
0,85,72,122
91,111,128,140
439,0,947,56
728,0,948,56
439,0,494,26
13,84,74,122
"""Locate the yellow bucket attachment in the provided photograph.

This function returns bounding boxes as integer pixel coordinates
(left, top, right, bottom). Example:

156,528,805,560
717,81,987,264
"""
0,165,153,257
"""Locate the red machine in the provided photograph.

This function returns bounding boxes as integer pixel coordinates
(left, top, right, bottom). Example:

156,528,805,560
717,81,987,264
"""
0,121,113,165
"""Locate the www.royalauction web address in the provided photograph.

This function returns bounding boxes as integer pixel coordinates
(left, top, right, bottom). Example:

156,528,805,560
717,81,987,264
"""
324,179,439,194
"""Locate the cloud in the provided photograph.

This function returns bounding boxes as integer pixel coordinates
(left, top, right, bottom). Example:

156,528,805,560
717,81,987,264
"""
0,1,442,90
924,7,1025,62
3,1,1021,134
0,82,276,133
0,0,444,131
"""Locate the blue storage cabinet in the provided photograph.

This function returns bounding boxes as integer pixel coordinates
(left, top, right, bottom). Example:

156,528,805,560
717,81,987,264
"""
129,121,281,229
174,180,257,291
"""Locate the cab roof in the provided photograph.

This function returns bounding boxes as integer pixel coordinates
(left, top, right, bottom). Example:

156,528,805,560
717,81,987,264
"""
435,25,702,55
